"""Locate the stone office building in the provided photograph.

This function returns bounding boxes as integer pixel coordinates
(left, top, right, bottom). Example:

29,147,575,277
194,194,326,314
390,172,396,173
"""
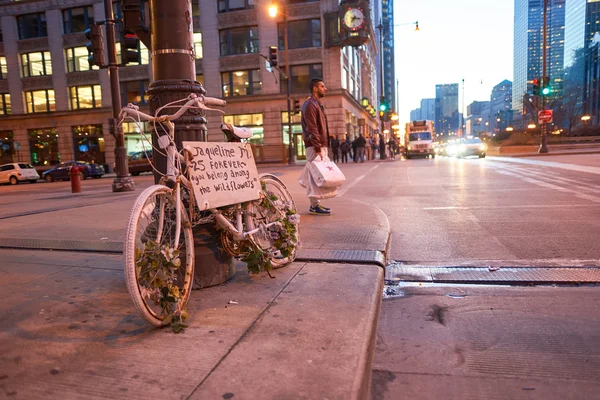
0,0,380,170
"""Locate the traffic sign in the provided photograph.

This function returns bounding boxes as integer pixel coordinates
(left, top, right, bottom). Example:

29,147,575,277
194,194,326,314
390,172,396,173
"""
538,109,553,124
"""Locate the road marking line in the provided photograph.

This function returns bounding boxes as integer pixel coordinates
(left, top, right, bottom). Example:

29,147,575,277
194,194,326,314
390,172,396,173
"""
337,164,380,197
490,156,600,175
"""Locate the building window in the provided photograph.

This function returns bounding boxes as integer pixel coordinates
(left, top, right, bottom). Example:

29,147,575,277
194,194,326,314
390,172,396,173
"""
72,125,105,164
63,6,94,34
281,111,302,146
123,80,149,104
218,0,255,13
21,52,52,77
25,89,56,113
193,32,203,59
286,63,322,94
278,19,321,50
69,85,102,109
0,57,7,79
0,94,11,115
221,69,261,97
223,113,263,144
0,131,15,164
28,128,60,166
18,13,48,39
65,47,99,72
123,121,153,154
219,27,259,56
196,74,204,86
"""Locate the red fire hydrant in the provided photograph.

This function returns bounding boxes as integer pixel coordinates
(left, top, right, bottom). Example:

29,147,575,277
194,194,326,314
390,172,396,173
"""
69,165,84,193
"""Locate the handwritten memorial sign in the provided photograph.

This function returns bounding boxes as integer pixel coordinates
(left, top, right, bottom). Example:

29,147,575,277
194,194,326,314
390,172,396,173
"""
182,141,261,210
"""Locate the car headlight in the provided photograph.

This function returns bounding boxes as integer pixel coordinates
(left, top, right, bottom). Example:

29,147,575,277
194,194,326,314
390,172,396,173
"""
479,144,486,151
407,145,412,150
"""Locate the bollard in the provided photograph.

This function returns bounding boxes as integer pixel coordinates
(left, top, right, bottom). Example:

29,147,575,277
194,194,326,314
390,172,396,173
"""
69,165,84,193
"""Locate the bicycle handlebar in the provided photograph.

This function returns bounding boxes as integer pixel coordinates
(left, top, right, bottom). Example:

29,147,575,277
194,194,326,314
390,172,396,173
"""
118,94,226,123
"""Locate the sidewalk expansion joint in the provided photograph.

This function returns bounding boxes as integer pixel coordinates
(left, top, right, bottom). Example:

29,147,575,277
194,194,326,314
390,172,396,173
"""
0,238,122,254
0,239,387,268
296,248,385,268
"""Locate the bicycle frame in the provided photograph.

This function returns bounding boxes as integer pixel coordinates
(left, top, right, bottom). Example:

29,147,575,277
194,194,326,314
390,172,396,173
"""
119,95,275,248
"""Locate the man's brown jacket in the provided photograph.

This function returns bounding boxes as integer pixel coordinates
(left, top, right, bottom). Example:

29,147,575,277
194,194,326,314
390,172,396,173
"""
301,96,329,152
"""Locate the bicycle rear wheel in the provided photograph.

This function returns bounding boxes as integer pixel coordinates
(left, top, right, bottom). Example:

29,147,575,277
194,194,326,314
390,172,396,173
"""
124,185,195,327
246,173,299,268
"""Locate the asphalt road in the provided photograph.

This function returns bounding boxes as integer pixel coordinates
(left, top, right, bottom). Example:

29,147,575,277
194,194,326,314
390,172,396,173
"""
346,154,600,400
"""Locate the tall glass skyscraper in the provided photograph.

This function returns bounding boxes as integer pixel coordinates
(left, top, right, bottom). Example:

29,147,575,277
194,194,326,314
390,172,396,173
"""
564,0,600,124
512,0,565,124
435,84,459,137
381,0,395,111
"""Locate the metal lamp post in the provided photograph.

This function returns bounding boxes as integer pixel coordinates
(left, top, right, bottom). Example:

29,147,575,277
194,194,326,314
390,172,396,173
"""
104,0,134,192
269,2,294,165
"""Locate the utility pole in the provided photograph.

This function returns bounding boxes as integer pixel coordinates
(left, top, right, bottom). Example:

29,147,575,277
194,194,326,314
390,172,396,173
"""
539,0,549,153
283,9,294,165
377,21,385,141
104,0,134,192
461,78,465,137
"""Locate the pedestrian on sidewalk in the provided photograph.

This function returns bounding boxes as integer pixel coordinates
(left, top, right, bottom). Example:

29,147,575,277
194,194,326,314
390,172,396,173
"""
355,133,367,162
341,136,351,163
331,135,340,163
351,137,357,162
379,135,386,160
370,135,378,159
298,78,336,215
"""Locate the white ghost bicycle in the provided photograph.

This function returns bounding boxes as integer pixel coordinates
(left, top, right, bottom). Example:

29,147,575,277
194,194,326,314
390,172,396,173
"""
119,94,299,329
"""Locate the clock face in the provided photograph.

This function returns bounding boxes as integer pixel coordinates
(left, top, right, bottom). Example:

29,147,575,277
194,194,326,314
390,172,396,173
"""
343,7,365,30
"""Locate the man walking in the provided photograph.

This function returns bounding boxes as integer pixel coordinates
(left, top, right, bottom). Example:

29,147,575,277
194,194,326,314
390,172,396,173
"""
298,78,335,215
331,135,340,163
355,133,367,163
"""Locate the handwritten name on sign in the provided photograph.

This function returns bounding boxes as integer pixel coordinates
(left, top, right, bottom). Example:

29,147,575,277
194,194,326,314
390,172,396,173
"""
182,142,261,210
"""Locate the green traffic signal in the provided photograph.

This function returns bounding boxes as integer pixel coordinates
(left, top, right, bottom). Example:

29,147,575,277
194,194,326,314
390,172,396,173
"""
541,86,550,96
379,103,387,112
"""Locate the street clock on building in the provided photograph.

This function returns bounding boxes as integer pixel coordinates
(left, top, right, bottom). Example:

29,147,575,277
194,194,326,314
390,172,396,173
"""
339,1,370,47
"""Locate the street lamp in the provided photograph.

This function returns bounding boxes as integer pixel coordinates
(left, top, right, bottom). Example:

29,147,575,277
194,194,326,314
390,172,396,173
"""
506,126,514,132
268,2,294,165
581,114,591,125
528,123,537,129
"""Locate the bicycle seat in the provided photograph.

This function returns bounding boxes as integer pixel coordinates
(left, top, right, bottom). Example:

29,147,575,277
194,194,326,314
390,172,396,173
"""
221,122,252,140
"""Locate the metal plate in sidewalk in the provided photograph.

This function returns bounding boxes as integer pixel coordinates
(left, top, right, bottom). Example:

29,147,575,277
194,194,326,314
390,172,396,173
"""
0,238,122,254
387,265,600,284
296,248,385,267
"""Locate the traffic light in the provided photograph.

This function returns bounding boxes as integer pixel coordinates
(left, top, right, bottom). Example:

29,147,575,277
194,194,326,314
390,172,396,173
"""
268,46,278,67
293,99,300,114
379,96,388,113
122,33,140,65
85,24,105,67
532,78,540,96
541,76,551,96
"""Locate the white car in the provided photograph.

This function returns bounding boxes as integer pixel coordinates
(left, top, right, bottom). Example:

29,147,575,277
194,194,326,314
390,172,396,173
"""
0,163,40,185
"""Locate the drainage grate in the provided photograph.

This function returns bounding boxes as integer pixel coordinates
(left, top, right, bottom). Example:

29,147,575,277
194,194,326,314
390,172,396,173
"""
296,249,385,267
387,265,600,284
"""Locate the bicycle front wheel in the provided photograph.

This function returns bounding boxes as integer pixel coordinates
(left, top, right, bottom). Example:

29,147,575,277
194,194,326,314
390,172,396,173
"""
124,185,195,327
246,173,299,268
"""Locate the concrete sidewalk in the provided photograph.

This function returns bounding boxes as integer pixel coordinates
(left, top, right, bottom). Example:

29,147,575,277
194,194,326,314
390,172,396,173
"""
0,179,389,399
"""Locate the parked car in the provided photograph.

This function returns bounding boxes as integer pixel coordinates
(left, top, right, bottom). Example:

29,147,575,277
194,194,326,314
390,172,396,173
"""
0,163,40,185
128,151,153,176
42,161,105,182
